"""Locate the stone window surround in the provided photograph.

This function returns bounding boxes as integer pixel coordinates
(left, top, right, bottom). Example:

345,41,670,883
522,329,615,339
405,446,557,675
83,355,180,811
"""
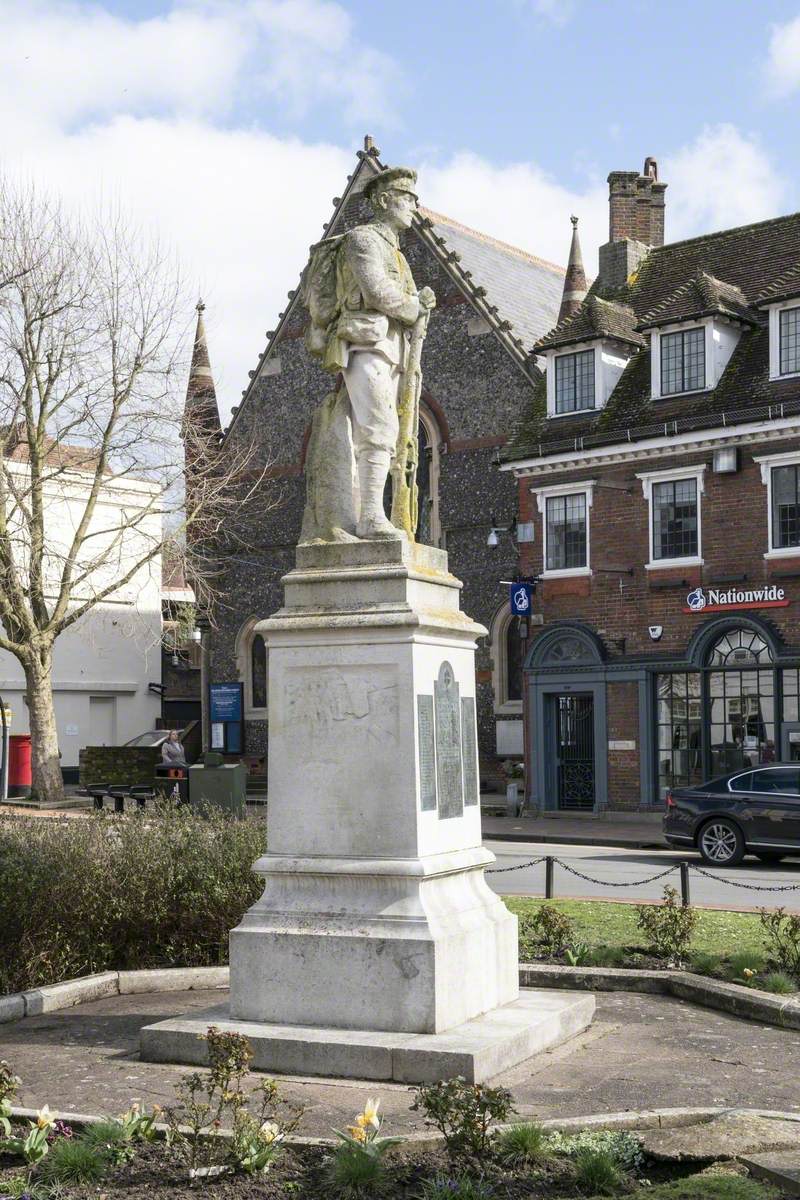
235,618,268,721
532,480,595,579
766,299,800,380
490,603,523,715
418,403,442,548
544,340,631,420
754,449,800,559
648,316,741,400
636,464,706,571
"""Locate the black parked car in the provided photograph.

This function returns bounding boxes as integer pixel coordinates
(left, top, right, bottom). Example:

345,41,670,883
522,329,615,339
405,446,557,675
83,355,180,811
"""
663,764,800,866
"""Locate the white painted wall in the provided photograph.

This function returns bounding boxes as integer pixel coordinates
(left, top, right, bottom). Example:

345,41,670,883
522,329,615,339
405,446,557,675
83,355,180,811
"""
0,465,162,768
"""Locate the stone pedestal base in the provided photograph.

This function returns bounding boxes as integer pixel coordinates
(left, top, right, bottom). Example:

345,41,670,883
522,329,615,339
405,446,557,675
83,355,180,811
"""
140,989,595,1084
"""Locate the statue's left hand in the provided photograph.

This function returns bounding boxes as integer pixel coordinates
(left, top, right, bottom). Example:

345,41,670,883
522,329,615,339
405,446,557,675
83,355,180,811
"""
418,286,436,311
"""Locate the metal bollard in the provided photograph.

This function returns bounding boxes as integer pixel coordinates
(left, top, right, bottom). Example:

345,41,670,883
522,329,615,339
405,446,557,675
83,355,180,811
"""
545,855,555,899
679,860,691,907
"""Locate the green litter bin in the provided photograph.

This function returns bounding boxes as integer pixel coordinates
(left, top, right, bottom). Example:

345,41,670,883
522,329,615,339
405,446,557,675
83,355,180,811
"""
189,752,247,818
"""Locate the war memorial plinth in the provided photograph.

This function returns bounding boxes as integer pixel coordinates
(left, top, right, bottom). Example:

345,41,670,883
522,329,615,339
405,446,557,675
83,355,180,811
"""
140,540,594,1082
140,162,593,1080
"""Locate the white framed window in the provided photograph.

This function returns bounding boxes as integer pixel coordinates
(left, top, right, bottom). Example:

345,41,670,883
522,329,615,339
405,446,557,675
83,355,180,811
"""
533,481,594,577
779,306,800,377
235,618,268,719
637,465,705,570
554,349,595,413
766,301,800,379
649,318,741,399
660,327,705,395
755,451,800,557
545,341,630,419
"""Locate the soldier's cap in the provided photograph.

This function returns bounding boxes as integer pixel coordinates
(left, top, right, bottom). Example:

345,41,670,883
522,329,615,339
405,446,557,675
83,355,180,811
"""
364,167,418,203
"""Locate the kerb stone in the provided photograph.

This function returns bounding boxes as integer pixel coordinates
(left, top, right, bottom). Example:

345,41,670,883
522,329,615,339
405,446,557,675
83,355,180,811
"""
22,972,119,1016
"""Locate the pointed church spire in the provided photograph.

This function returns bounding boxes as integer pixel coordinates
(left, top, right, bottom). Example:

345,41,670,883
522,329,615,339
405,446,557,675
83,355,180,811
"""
184,299,222,441
557,216,588,325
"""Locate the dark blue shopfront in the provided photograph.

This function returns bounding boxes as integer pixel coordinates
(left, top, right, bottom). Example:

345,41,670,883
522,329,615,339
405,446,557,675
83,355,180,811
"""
523,615,800,813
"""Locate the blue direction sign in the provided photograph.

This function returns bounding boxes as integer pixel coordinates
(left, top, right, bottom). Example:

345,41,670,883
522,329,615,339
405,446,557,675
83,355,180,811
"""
509,582,533,616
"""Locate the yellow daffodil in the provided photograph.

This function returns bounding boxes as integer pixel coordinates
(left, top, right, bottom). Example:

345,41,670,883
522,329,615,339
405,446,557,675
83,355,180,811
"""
743,968,756,979
361,1098,381,1130
36,1105,54,1129
347,1124,367,1143
259,1121,280,1144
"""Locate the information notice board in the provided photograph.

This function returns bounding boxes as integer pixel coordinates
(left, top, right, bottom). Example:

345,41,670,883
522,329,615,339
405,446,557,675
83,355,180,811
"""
209,683,244,754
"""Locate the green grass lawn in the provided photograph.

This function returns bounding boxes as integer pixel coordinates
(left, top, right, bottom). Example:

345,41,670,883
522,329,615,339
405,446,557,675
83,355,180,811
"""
628,1177,780,1200
503,896,768,958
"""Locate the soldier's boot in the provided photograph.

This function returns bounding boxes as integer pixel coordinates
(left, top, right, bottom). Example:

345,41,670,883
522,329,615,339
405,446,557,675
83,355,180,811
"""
356,451,401,540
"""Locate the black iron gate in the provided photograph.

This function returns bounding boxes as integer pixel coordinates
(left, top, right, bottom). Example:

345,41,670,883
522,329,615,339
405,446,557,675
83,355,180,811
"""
555,693,595,810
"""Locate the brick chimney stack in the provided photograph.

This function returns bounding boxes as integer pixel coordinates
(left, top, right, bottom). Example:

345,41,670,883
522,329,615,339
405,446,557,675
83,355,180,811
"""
599,157,667,290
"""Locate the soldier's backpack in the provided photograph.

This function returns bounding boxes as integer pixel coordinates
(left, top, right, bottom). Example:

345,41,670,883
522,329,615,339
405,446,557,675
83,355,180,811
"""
301,234,345,359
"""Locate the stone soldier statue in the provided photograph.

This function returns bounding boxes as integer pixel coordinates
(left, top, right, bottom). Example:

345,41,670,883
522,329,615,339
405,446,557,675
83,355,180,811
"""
300,167,436,543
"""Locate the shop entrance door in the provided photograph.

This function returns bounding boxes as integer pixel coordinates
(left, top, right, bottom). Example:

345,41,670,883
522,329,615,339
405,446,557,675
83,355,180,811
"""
555,693,595,810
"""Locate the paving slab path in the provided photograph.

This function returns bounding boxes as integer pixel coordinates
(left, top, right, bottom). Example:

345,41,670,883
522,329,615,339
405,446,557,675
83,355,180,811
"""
2,988,800,1136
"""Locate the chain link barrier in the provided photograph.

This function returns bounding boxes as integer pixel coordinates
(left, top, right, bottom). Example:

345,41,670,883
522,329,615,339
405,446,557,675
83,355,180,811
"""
691,864,800,893
487,854,800,896
554,859,678,888
486,856,547,875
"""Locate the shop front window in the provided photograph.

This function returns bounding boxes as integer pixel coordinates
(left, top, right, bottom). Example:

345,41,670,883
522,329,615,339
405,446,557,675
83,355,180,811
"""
657,672,703,797
708,667,774,776
783,668,800,722
656,626,780,799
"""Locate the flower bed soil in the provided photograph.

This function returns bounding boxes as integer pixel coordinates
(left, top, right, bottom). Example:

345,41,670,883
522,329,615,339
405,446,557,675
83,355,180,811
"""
0,1139,777,1200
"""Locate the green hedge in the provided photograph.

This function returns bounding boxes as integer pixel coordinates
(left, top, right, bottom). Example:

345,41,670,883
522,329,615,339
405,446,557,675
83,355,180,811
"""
0,805,265,994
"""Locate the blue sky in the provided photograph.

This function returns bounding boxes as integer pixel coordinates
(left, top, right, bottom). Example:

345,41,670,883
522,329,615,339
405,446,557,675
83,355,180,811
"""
3,0,799,414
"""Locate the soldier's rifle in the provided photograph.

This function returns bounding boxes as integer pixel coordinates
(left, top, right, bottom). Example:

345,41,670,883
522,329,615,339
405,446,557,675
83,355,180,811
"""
391,303,432,540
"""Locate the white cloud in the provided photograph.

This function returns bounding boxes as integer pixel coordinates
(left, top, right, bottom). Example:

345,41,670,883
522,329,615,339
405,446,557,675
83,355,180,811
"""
421,151,607,276
0,0,402,145
662,124,785,240
0,0,401,419
513,0,575,26
763,14,800,98
0,4,789,428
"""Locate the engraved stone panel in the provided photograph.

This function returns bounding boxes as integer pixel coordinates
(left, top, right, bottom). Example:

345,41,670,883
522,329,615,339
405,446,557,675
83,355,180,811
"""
434,661,463,819
417,694,437,811
461,696,479,806
283,666,399,765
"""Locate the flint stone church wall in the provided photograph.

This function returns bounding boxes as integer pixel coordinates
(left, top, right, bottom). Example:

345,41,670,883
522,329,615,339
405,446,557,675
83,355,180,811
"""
208,193,535,775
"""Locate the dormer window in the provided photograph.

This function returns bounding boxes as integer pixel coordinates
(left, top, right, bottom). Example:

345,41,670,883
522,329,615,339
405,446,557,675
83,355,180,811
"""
660,327,705,395
640,273,754,400
535,298,642,420
554,349,595,413
780,306,800,376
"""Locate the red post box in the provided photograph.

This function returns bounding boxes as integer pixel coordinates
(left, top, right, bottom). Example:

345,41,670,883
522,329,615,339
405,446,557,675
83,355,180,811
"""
8,734,32,797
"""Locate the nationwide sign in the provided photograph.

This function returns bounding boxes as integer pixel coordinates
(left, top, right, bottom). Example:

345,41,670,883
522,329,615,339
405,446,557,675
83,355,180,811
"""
683,585,790,614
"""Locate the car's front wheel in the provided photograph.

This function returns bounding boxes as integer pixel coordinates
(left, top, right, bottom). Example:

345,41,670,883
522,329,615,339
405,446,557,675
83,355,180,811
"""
698,818,745,867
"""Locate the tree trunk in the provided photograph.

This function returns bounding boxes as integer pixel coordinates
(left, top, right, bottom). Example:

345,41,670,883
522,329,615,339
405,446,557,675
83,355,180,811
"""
24,647,65,804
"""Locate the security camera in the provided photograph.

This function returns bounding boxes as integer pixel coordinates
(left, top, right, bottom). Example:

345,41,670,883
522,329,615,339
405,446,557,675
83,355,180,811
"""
648,625,663,641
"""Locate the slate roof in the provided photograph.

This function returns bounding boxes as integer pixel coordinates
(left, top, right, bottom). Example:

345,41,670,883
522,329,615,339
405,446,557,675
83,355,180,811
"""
503,210,800,463
637,270,756,331
534,295,644,351
422,209,565,352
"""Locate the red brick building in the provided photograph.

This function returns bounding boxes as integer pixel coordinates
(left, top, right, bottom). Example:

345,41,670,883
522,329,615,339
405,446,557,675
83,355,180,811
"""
500,160,800,813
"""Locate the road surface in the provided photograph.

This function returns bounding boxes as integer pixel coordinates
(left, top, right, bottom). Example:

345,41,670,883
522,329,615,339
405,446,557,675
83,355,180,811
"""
484,839,800,910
